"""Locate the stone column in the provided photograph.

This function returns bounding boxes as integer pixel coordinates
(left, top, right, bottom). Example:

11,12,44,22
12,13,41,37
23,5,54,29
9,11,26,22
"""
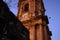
29,25,35,40
44,25,48,40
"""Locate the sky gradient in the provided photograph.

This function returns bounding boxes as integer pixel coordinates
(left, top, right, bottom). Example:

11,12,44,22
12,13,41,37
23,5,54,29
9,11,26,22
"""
4,0,60,40
43,0,60,40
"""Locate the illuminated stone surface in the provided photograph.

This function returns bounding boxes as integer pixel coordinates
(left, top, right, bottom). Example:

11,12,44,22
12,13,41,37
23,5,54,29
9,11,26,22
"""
17,0,52,40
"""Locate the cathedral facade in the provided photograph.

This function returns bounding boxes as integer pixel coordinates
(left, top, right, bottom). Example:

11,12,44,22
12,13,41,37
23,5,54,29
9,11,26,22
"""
17,0,52,40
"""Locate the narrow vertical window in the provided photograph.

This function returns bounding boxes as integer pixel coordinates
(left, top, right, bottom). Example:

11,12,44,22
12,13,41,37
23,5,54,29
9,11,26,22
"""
35,24,39,40
23,3,29,12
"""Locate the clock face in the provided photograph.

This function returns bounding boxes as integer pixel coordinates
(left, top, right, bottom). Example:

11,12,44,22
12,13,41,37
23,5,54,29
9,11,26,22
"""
21,12,30,21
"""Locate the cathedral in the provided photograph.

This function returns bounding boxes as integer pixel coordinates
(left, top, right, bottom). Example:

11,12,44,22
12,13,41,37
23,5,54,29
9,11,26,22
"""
17,0,52,40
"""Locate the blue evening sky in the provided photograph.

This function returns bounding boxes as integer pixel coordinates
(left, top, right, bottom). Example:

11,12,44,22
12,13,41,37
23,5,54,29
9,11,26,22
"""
43,0,60,40
3,0,60,40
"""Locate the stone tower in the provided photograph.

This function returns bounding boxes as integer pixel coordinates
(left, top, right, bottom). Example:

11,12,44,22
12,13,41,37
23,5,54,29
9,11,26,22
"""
17,0,52,40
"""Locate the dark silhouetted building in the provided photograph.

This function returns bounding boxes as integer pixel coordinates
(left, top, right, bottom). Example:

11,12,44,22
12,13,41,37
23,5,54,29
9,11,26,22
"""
0,0,29,40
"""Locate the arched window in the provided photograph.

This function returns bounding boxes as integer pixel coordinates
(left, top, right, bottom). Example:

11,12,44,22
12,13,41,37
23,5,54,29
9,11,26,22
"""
22,3,29,12
35,24,40,40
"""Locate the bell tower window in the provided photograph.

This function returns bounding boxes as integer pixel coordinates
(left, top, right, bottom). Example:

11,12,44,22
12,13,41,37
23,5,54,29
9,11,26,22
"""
22,3,29,12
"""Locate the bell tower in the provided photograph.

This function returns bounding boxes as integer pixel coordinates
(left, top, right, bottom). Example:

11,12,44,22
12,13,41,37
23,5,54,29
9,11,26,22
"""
17,0,52,40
